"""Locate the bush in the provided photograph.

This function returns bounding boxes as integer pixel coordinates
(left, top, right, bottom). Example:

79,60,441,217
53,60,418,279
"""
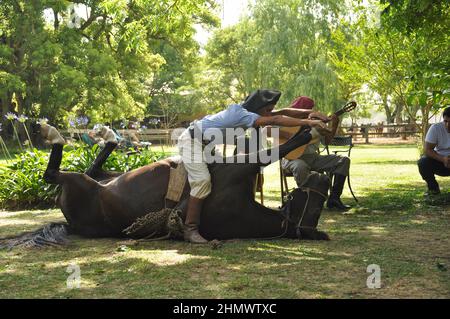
0,150,59,209
0,146,167,209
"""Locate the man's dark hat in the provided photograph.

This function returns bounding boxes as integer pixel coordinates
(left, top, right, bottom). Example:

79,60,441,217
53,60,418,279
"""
241,89,281,113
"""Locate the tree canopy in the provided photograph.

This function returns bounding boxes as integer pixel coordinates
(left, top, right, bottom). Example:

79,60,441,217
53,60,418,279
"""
0,0,448,135
0,0,218,128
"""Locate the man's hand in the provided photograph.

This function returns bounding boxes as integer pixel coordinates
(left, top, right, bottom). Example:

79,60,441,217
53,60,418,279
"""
308,112,331,122
308,119,332,134
331,114,339,124
443,156,450,168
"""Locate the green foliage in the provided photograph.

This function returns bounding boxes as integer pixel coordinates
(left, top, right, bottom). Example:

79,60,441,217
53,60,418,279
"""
0,0,219,125
203,0,348,113
0,149,59,209
62,144,167,172
0,146,167,209
329,0,449,137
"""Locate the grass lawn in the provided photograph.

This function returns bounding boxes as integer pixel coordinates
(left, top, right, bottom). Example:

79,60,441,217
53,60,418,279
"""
0,143,449,298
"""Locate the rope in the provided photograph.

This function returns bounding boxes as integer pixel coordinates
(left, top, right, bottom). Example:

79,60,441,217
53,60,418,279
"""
295,189,310,239
122,208,184,240
295,186,328,239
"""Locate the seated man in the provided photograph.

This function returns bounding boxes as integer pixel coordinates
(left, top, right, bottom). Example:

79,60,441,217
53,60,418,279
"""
418,106,450,196
281,96,351,211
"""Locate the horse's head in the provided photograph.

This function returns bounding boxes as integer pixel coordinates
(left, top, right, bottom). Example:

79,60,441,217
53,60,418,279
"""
282,172,330,240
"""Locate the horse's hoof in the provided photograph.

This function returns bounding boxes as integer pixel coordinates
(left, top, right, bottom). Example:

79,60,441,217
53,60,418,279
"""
100,126,119,144
40,123,66,145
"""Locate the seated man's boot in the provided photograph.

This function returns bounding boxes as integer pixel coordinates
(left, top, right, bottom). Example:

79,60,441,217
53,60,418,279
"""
183,196,208,244
327,174,351,211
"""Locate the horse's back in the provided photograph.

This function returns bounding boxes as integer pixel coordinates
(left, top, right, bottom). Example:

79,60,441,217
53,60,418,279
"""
98,158,180,231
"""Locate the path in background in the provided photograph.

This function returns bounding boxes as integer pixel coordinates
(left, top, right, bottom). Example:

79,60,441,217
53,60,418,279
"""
352,137,418,145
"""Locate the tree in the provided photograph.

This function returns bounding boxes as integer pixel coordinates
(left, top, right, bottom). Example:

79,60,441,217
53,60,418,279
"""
204,0,348,114
380,0,450,142
0,0,218,134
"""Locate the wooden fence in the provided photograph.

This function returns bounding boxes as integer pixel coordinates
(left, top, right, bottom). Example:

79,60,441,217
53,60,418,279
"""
62,128,177,145
340,123,420,143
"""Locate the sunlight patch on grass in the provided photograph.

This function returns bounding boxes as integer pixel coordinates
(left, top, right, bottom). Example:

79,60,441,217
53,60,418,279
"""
0,209,59,218
58,278,99,292
0,218,41,226
120,249,211,266
325,251,354,258
247,246,325,262
365,226,387,234
43,255,117,270
0,263,17,275
409,219,427,225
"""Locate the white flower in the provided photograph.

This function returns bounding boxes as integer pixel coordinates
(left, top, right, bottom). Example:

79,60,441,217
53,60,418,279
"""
17,115,28,123
5,112,17,121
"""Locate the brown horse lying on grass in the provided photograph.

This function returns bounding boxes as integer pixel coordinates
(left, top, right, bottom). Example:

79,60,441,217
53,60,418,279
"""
0,125,330,249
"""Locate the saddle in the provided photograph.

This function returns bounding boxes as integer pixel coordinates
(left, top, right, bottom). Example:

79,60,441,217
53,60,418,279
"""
165,156,188,203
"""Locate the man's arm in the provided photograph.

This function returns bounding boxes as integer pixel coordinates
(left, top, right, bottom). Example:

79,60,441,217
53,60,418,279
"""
264,126,292,139
272,108,312,119
273,108,331,121
424,142,449,167
254,115,327,130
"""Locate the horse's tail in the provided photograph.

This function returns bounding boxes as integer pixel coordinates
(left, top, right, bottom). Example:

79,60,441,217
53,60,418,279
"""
0,222,70,250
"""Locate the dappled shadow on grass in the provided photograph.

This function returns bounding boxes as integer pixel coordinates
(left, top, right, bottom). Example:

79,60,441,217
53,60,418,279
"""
341,180,450,212
1,191,450,298
0,237,357,298
1,227,449,298
0,209,64,238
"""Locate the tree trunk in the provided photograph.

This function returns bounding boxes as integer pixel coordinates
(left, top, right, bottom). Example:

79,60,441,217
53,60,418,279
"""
420,102,433,148
394,101,403,125
382,95,394,124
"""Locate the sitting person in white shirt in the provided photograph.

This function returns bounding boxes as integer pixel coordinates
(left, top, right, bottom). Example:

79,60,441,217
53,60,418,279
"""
418,107,450,196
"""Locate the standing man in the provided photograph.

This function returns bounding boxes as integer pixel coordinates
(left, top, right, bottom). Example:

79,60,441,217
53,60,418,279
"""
281,96,352,211
418,106,450,196
178,89,329,243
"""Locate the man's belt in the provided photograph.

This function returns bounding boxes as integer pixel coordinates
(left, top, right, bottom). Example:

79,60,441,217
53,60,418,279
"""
188,127,211,145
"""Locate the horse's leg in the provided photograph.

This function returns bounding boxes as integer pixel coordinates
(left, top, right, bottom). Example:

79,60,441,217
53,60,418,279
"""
42,124,65,184
85,141,118,178
37,124,117,237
